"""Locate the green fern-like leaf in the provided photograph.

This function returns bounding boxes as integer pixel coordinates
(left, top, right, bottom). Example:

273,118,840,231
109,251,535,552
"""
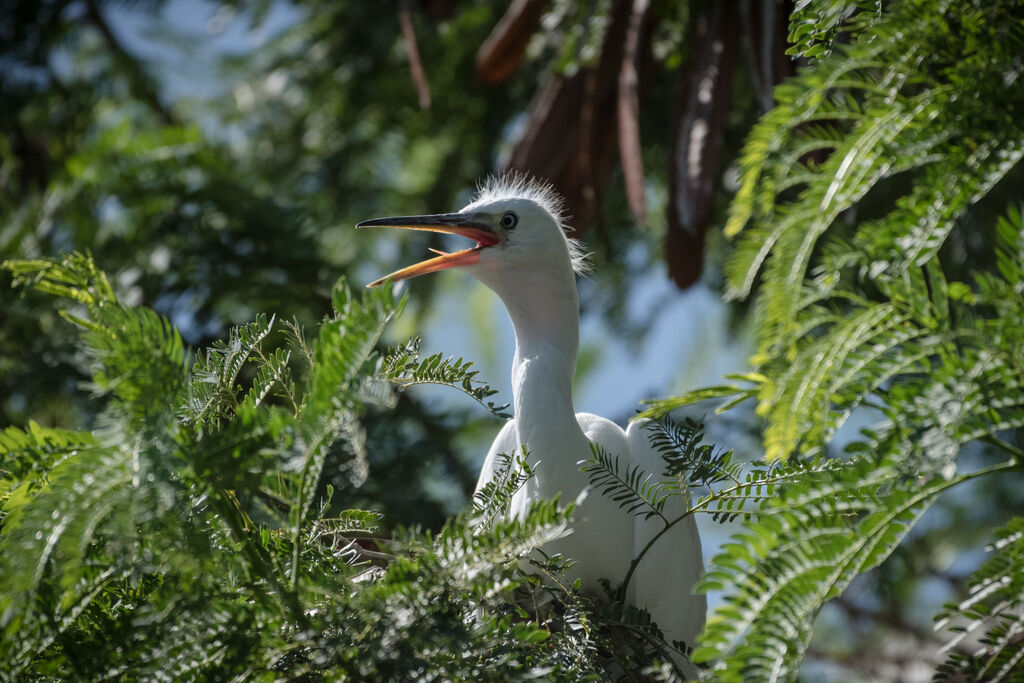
2,252,642,680
635,377,761,418
473,449,535,530
381,338,511,418
726,1,1024,361
580,444,672,523
694,457,1019,682
934,517,1024,681
0,422,95,515
787,0,881,59
5,252,186,427
282,278,402,584
643,417,743,489
183,314,277,426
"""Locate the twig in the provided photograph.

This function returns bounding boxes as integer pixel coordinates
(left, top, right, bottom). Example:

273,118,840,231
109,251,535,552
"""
475,0,549,85
254,488,393,567
213,489,310,629
615,463,813,599
322,533,394,566
399,0,432,109
255,487,291,515
85,0,176,125
982,434,1024,462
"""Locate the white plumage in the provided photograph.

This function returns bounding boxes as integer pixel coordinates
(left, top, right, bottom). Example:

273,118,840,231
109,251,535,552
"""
359,173,706,671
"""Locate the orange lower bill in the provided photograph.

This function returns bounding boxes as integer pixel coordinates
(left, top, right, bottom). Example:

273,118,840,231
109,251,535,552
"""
356,212,499,287
367,247,484,287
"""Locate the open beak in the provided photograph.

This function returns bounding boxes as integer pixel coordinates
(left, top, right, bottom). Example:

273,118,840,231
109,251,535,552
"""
356,212,500,287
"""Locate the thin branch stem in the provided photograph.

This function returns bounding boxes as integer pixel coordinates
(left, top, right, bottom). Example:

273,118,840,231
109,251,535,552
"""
585,445,671,526
212,489,309,629
390,377,509,418
255,487,291,515
982,434,1024,462
617,465,801,599
398,0,431,109
322,534,394,566
253,344,300,415
84,0,176,125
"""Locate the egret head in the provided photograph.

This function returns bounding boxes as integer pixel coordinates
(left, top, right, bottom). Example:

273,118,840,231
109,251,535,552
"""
358,174,588,296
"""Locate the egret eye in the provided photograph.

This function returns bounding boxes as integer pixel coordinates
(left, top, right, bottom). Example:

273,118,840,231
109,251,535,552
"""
500,212,518,229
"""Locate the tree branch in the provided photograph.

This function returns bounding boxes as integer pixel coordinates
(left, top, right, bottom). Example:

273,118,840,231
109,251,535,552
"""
982,434,1024,462
399,0,432,109
84,0,176,125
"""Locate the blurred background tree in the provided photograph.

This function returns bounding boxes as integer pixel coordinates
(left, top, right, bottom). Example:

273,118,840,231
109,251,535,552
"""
4,0,1024,679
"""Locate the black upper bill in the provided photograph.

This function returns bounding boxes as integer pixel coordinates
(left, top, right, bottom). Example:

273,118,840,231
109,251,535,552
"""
355,213,467,229
355,212,501,247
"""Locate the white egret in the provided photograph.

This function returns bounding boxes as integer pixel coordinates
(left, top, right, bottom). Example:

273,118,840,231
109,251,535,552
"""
358,174,705,665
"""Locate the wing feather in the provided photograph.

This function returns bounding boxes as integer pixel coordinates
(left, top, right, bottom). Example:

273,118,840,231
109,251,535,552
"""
474,418,520,494
626,418,707,669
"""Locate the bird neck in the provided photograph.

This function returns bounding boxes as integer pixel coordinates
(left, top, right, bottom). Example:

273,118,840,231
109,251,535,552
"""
501,277,586,454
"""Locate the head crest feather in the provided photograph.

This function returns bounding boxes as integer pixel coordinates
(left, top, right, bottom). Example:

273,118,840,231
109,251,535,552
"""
466,171,591,275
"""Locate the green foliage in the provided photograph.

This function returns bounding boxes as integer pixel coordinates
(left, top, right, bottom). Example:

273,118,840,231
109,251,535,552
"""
641,0,1024,678
934,517,1024,681
535,0,615,74
0,422,95,519
582,443,675,523
787,0,881,59
184,314,281,426
472,450,535,531
722,0,1024,459
694,456,1018,681
636,375,762,419
382,339,512,419
646,417,742,489
0,253,514,678
0,253,711,680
